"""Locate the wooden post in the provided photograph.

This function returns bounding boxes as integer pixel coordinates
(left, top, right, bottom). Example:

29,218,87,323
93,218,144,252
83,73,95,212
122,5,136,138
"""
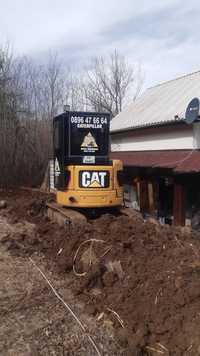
148,182,155,214
173,181,185,226
139,179,149,214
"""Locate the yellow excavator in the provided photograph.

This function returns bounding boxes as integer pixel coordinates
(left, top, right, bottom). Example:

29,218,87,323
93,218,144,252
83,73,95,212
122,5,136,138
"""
47,110,123,224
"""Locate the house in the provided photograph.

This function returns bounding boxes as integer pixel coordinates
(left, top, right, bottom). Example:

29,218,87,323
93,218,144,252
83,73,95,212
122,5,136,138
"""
110,71,200,227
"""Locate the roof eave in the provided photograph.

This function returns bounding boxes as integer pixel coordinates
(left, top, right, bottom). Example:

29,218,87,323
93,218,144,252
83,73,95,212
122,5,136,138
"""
110,119,186,134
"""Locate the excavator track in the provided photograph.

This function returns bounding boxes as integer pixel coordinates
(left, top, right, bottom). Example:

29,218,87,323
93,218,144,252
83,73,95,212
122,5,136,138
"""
46,202,87,226
47,201,138,227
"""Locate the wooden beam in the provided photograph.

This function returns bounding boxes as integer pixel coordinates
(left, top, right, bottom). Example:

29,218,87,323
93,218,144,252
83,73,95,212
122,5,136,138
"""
148,182,155,213
173,182,185,226
139,179,149,214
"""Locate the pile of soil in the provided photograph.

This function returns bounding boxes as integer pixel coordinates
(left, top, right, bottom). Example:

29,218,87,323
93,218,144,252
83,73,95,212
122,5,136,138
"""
50,215,200,355
1,189,200,355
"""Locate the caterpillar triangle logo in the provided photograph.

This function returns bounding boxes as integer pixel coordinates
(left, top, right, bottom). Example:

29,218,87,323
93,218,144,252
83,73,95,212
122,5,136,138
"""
88,180,102,188
54,158,60,176
81,132,98,148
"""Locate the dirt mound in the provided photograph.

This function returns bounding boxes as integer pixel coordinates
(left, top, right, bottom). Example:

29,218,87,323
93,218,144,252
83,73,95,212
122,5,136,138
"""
47,215,200,355
2,190,200,355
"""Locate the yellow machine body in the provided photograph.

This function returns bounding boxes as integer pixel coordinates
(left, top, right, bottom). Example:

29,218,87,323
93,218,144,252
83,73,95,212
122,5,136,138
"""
56,159,123,208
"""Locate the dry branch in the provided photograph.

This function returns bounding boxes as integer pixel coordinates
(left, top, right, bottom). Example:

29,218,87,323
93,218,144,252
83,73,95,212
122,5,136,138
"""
106,307,125,328
73,239,105,277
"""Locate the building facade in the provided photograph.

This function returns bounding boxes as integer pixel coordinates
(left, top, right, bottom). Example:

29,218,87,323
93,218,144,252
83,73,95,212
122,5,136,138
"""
110,71,200,227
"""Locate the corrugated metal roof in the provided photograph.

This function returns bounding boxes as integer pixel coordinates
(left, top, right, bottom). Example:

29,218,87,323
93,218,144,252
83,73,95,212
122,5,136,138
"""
111,71,200,133
110,150,200,173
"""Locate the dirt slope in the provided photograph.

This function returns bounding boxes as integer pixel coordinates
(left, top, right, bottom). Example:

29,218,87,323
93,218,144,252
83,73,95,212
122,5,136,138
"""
1,189,200,355
0,191,125,356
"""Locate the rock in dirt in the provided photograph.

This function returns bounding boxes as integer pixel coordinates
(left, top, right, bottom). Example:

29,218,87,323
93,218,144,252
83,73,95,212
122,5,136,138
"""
0,200,7,209
106,260,124,280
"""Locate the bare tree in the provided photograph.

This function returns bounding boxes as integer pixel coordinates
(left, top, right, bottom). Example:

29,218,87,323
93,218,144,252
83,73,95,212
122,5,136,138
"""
0,44,143,188
66,73,86,111
42,53,66,120
0,44,21,186
83,50,143,117
0,49,64,187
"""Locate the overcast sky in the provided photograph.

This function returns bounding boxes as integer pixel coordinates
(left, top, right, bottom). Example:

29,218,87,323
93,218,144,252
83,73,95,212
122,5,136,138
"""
0,0,200,88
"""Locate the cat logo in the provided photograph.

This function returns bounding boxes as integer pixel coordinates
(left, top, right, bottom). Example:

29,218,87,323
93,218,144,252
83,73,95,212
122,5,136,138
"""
81,132,98,151
79,171,109,188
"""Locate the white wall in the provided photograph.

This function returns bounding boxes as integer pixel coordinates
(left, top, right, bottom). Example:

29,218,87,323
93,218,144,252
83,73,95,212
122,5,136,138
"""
111,125,197,152
193,123,200,149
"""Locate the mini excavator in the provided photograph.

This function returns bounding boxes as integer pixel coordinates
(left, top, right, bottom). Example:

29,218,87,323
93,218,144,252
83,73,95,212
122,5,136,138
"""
47,109,123,224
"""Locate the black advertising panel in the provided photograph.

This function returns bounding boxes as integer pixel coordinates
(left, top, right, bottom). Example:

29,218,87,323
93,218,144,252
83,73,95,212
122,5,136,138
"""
68,112,110,158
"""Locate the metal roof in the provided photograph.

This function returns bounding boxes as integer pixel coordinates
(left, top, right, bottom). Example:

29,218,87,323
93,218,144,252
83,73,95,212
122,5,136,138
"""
110,150,200,173
111,70,200,133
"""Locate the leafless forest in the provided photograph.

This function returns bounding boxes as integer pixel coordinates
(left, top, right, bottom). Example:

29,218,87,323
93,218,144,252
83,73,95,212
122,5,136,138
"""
0,44,142,187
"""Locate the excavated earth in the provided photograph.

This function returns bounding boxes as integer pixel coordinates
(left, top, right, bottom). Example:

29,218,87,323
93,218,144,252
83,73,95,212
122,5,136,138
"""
1,189,200,355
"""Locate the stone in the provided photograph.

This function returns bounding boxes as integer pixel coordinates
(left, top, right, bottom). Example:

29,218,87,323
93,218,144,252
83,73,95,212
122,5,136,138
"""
0,200,7,209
